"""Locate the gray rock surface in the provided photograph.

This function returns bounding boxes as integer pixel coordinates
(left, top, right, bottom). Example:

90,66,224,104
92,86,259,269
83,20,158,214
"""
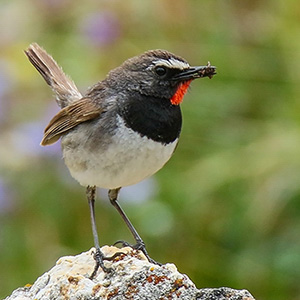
5,246,255,300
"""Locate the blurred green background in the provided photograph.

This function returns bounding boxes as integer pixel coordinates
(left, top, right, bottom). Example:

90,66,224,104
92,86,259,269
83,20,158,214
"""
1,0,300,299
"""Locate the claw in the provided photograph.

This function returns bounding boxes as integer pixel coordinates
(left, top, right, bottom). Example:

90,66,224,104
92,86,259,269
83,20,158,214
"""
89,247,125,279
113,240,131,247
113,240,162,266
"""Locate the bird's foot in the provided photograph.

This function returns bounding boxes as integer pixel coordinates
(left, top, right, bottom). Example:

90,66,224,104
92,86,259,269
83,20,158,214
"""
113,240,162,266
89,247,125,279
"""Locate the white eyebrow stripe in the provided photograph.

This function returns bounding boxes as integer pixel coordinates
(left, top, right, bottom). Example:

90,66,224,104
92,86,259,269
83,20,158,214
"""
153,58,190,70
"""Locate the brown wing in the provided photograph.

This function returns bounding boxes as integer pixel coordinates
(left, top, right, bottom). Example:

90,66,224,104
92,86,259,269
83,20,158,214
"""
41,98,103,146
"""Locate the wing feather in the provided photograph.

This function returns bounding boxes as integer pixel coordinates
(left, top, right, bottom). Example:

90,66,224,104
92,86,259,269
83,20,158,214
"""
41,98,103,146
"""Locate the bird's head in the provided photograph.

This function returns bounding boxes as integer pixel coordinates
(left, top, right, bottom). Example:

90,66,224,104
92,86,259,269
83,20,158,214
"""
106,50,216,105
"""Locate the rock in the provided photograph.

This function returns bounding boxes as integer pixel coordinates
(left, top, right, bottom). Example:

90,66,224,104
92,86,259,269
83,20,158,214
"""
5,246,255,300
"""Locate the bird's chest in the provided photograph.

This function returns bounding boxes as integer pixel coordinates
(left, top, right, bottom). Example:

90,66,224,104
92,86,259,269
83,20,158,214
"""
106,115,178,184
118,94,182,144
62,115,178,188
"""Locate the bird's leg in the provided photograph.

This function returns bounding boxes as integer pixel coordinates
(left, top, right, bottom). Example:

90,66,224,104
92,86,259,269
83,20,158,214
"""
108,188,161,265
87,186,123,279
87,185,109,277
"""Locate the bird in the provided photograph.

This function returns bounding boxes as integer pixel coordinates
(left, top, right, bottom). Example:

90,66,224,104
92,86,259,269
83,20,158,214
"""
25,43,216,278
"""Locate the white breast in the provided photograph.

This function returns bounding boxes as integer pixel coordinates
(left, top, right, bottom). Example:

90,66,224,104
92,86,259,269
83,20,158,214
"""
61,115,178,189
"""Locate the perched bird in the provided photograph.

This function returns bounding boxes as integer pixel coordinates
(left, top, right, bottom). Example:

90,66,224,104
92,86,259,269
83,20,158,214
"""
25,43,216,278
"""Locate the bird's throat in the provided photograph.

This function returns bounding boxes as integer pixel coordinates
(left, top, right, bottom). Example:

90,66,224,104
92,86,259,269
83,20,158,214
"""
170,80,192,105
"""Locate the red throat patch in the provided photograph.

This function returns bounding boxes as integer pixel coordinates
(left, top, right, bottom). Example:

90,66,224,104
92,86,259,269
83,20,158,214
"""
170,80,192,105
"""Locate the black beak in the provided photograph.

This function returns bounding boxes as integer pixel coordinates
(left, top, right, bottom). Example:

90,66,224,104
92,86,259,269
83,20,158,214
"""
172,62,217,81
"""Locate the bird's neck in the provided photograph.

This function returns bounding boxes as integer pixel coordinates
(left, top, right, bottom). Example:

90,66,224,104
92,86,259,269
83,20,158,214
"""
170,80,192,105
118,93,182,144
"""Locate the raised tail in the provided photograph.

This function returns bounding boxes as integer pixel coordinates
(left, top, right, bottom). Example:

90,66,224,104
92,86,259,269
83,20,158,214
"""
25,43,82,108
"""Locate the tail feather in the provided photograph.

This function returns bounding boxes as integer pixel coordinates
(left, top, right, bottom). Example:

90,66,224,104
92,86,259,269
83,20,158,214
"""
25,43,82,108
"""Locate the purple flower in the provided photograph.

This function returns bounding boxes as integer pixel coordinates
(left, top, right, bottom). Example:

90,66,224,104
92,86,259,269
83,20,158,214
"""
80,12,121,47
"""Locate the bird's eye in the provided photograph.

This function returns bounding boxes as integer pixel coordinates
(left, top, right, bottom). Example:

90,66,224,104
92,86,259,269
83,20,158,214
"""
154,66,167,77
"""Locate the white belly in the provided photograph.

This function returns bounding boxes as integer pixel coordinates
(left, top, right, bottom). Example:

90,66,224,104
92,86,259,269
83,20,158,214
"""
61,115,178,189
